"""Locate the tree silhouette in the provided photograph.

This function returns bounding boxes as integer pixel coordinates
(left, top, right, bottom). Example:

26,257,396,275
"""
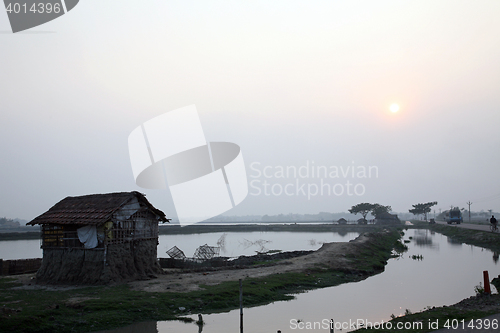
371,204,392,218
409,202,438,221
349,203,375,223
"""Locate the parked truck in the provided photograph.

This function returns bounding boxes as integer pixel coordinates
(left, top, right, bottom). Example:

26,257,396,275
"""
447,208,463,224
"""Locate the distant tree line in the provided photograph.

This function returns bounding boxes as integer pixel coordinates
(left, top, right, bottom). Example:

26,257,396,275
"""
0,217,14,224
0,217,21,228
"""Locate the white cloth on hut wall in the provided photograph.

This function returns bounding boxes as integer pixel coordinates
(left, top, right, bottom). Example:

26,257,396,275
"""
77,225,98,249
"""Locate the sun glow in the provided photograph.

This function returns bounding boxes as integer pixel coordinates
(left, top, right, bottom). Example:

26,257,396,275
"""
390,104,400,113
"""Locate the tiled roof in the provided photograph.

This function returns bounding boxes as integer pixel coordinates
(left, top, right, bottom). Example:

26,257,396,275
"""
27,191,167,225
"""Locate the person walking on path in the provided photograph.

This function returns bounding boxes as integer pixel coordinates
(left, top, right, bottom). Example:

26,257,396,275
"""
490,215,498,232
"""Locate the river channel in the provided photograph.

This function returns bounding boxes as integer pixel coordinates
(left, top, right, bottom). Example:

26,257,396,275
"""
93,228,499,333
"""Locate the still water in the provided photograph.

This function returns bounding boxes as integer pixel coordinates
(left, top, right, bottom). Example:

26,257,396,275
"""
0,231,358,260
0,239,43,260
95,229,500,333
158,230,359,258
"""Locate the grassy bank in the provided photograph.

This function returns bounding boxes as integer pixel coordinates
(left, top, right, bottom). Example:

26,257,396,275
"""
427,223,500,252
353,294,500,333
0,229,404,333
0,271,362,333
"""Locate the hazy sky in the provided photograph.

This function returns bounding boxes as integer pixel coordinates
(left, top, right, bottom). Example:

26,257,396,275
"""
1,1,499,221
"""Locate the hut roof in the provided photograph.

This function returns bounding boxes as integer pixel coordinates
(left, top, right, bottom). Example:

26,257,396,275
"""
27,191,168,226
375,212,400,220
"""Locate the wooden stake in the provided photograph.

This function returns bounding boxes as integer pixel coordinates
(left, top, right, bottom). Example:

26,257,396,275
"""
239,279,243,333
484,271,491,294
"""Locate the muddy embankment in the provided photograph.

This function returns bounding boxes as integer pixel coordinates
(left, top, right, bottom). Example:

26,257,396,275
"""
131,228,405,293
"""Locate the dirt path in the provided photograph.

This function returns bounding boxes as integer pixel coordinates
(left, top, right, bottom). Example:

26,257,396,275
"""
435,221,495,232
129,233,375,293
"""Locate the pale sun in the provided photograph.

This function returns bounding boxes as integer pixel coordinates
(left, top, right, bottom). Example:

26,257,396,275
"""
389,103,400,113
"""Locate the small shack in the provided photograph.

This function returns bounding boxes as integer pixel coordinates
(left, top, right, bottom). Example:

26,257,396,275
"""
357,218,367,225
375,212,402,225
337,218,348,225
27,191,169,284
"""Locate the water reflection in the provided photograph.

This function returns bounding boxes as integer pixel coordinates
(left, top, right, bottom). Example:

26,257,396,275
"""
412,229,438,249
447,237,463,246
196,314,204,333
337,230,350,237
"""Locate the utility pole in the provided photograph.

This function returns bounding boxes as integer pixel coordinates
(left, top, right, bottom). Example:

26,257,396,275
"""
466,201,472,223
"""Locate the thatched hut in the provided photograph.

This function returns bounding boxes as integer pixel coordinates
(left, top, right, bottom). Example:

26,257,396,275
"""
357,218,367,225
375,212,402,225
337,218,348,225
27,191,169,284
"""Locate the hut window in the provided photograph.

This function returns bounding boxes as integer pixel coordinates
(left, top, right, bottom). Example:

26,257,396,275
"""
41,225,82,249
41,225,63,248
105,210,159,244
41,224,105,249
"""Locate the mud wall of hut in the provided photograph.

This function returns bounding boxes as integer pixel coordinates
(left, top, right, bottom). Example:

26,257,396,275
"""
103,239,162,282
36,239,161,284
